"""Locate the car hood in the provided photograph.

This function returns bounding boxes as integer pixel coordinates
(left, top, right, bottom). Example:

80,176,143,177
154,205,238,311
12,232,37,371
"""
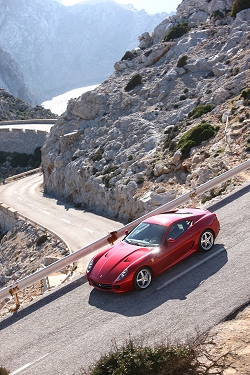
91,241,150,281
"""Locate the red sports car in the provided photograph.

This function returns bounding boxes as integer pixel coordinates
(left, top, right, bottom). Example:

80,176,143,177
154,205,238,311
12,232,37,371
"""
86,208,220,293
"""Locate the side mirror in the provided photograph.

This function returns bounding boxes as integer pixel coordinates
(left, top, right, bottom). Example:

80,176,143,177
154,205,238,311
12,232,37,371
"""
164,237,175,246
168,237,175,243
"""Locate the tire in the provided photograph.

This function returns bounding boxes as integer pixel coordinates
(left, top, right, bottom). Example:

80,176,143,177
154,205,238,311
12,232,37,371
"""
199,229,214,251
134,267,152,291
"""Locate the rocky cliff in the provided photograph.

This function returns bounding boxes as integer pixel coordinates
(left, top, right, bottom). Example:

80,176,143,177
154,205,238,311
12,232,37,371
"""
0,0,168,104
42,0,250,222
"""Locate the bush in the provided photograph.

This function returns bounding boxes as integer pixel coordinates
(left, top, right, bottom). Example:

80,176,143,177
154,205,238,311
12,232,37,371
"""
241,88,250,106
125,74,142,92
210,10,224,19
36,234,47,246
121,51,137,61
163,23,189,42
0,367,9,375
177,55,188,68
90,148,104,162
177,122,218,158
230,0,250,17
136,178,144,185
86,340,201,375
188,103,215,119
163,126,179,151
0,148,42,168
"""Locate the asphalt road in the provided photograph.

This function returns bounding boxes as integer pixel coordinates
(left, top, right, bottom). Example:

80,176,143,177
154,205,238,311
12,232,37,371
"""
0,173,123,271
0,175,250,375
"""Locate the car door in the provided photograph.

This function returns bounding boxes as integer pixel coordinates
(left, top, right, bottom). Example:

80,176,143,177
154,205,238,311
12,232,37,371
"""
160,219,195,270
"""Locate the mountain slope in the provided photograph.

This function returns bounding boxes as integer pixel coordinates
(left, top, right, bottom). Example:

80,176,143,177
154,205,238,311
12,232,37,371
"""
0,0,168,103
0,47,37,105
41,0,250,222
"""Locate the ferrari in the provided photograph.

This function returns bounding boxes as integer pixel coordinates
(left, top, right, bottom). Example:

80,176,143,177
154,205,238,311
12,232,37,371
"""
86,207,220,293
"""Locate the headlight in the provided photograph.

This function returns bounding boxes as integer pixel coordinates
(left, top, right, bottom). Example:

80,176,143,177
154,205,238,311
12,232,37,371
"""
116,268,128,281
87,259,94,272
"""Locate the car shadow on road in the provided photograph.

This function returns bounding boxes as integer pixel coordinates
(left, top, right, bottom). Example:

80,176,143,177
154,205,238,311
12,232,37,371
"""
88,244,228,317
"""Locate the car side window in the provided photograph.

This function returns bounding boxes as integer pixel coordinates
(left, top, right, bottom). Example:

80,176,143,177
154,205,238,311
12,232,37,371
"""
167,220,191,240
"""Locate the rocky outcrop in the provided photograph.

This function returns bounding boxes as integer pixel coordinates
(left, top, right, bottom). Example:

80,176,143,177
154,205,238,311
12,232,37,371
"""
0,89,57,122
0,0,168,103
42,0,250,222
0,220,69,290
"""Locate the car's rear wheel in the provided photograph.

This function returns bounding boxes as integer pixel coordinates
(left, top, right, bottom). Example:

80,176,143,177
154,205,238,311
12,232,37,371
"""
199,229,214,251
134,267,152,290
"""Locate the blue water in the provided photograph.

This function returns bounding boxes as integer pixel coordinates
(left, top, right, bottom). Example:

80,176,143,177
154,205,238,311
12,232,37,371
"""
42,84,100,115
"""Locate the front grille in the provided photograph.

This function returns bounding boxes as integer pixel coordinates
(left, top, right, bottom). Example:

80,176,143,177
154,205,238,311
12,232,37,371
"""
92,279,113,290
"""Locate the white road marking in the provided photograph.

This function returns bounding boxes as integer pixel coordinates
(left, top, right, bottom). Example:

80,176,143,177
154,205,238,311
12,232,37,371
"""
42,210,50,215
157,247,225,291
28,203,34,207
18,197,22,201
83,227,94,233
10,354,49,375
61,218,70,223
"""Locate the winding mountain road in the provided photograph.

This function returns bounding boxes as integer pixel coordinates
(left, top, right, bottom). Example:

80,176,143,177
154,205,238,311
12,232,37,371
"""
0,174,250,375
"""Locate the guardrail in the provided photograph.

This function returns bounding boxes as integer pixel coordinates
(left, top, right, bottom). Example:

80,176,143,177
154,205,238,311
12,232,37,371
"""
1,158,250,305
4,168,42,183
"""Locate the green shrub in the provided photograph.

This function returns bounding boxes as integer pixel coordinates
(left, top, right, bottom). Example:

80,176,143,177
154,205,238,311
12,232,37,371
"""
125,74,142,92
102,165,119,175
163,126,179,151
210,10,224,19
90,148,104,162
0,367,9,375
180,94,186,101
136,178,144,185
188,103,215,119
230,0,250,17
177,122,218,158
241,88,250,106
121,51,137,61
163,23,189,42
177,55,188,68
0,148,41,168
87,340,201,375
102,165,120,188
36,234,47,246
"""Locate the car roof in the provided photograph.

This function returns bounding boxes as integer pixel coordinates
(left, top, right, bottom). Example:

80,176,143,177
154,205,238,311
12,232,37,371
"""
144,207,208,226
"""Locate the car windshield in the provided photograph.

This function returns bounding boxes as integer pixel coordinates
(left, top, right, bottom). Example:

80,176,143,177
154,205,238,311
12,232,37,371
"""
124,222,167,247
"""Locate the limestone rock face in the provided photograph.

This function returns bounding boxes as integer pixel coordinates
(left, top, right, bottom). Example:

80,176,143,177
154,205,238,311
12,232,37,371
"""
42,0,250,222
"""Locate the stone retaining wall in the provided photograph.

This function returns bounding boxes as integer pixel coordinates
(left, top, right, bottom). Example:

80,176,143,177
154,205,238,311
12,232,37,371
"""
0,203,18,232
0,128,48,154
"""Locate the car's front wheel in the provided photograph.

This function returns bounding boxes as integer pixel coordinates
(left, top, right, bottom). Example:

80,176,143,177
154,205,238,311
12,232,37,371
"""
134,267,152,290
199,229,214,251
